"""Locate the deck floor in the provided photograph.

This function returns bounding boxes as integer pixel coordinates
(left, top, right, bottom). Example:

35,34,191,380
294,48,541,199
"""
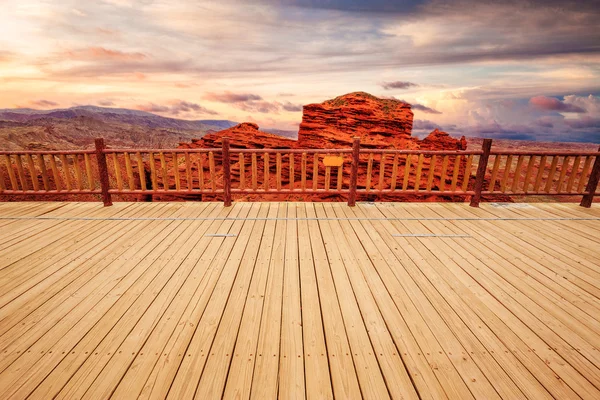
0,201,599,399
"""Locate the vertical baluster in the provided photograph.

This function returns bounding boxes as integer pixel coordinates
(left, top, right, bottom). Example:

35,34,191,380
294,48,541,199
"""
365,153,373,192
209,151,216,192
533,155,547,192
301,152,307,191
336,155,343,191
38,154,50,192
426,155,436,191
222,137,231,206
25,154,39,191
239,153,245,190
160,152,168,190
263,152,269,191
378,154,387,191
522,155,536,193
566,155,581,193
84,153,94,190
402,155,411,191
289,153,295,190
312,153,319,191
49,155,61,191
15,155,28,191
577,156,593,193
59,154,72,190
500,155,513,192
276,153,282,191
439,155,449,192
511,155,525,192
324,165,331,191
544,156,560,193
556,156,571,193
414,154,424,191
251,153,257,190
580,148,600,207
112,153,123,191
3,155,18,190
390,154,399,191
173,152,181,191
489,155,502,192
73,154,83,190
0,162,4,193
148,152,157,191
461,154,474,192
184,152,191,191
137,152,146,191
124,152,135,190
197,153,205,191
450,155,462,192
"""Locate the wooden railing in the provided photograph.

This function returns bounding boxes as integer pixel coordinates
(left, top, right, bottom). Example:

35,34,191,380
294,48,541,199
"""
1,138,599,208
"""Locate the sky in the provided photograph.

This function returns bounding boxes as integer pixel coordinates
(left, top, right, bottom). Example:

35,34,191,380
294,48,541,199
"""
1,0,599,142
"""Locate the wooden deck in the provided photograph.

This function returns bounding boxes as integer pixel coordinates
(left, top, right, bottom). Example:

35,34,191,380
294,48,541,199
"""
0,202,599,399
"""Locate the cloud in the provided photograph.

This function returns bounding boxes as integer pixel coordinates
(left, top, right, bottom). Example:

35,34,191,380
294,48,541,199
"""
280,101,303,112
98,99,115,106
381,81,419,90
135,100,218,116
204,91,263,103
29,99,58,108
413,119,442,131
63,47,146,61
411,103,442,114
564,117,600,130
529,96,587,113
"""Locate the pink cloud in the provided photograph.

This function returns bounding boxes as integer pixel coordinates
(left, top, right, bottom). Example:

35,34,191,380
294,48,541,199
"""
64,47,146,61
529,96,586,113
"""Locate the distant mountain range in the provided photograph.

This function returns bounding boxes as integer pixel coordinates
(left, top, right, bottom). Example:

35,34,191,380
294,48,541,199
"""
0,106,238,150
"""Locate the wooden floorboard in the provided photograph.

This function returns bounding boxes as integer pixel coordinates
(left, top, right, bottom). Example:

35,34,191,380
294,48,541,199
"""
0,201,599,399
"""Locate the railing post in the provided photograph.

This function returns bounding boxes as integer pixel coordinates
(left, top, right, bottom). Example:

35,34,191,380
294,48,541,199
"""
580,145,600,208
469,139,492,207
222,137,232,207
94,138,112,206
348,137,360,206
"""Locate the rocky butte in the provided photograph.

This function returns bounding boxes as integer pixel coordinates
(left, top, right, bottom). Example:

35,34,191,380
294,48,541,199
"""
173,92,469,201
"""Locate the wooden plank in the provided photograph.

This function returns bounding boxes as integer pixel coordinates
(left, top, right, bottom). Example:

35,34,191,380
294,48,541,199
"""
426,154,436,191
263,152,269,191
36,154,50,191
3,155,18,190
510,155,524,192
112,153,123,191
312,153,319,191
450,155,462,192
378,154,387,191
461,154,473,192
365,153,373,192
577,156,593,193
48,154,61,191
500,154,513,192
544,156,559,193
402,155,412,191
301,152,307,191
72,154,83,191
251,153,257,190
15,154,28,191
25,154,39,191
488,155,502,192
59,154,71,191
414,154,424,191
173,152,181,191
566,155,581,193
148,152,157,191
239,153,245,190
184,152,192,191
276,153,282,191
84,153,94,190
390,154,399,191
522,155,536,193
160,152,168,190
556,156,570,193
533,155,547,192
439,155,449,192
289,153,295,190
209,151,216,192
137,152,147,191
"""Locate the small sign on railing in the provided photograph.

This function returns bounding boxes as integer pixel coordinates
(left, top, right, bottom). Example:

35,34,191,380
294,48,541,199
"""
323,156,344,167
